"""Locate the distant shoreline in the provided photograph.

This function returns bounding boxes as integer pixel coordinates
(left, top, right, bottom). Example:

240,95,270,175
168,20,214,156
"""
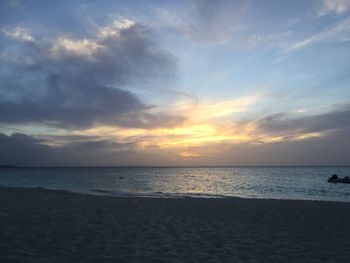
1,165,350,168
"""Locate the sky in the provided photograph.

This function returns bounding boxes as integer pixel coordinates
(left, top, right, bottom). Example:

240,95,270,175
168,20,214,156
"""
0,0,350,166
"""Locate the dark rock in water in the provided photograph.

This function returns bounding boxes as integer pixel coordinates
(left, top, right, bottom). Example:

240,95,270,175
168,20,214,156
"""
328,174,350,184
328,174,338,181
119,177,123,180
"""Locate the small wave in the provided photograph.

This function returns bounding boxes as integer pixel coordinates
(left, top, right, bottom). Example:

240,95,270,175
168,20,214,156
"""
88,189,227,199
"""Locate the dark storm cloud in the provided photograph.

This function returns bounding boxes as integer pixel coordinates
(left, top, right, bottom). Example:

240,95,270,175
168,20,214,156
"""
0,133,136,167
0,20,177,128
63,140,135,154
0,133,52,166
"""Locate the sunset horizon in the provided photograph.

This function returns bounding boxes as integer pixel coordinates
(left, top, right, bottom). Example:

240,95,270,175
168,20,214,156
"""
1,0,350,166
1,1,350,262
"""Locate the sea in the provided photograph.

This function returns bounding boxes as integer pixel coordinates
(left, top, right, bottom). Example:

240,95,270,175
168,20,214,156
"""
0,166,350,202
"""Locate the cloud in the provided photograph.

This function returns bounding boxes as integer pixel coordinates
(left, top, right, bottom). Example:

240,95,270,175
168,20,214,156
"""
50,38,103,58
0,20,177,128
1,105,350,166
0,133,51,166
254,108,350,141
98,19,136,39
0,133,137,166
2,26,35,42
284,16,350,51
155,0,249,45
185,0,242,45
248,30,293,48
171,95,258,121
66,100,350,159
50,19,136,59
210,128,350,166
158,107,350,166
319,0,350,15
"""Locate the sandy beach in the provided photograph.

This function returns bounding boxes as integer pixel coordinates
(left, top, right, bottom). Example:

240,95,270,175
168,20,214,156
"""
1,187,350,262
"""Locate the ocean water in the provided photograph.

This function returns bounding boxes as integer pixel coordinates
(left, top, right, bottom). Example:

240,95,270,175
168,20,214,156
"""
0,167,350,202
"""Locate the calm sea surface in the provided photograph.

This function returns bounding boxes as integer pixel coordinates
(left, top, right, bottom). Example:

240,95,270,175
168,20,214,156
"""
0,167,350,202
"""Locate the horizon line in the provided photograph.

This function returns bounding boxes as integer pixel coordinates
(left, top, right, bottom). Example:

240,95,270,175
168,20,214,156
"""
1,165,350,168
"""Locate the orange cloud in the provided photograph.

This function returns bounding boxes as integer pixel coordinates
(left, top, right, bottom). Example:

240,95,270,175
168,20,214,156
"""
68,94,331,159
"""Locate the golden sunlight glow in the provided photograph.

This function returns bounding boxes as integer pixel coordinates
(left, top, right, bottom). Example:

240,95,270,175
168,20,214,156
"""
295,132,324,140
69,94,328,158
199,96,258,118
79,122,254,148
171,95,259,121
260,132,326,143
179,152,201,158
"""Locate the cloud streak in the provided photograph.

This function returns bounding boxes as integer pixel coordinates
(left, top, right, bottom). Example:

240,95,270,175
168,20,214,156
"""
155,0,249,45
284,16,350,52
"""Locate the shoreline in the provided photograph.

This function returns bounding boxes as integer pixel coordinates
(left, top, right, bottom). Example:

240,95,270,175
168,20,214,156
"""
1,186,350,262
1,185,350,203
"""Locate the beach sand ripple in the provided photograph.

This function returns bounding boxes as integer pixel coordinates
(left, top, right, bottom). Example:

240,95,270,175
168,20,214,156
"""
1,187,350,262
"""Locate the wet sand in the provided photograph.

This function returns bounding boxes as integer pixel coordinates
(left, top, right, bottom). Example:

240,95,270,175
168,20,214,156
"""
1,187,350,262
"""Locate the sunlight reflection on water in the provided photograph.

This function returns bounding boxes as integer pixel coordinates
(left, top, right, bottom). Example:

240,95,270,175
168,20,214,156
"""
0,167,350,202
